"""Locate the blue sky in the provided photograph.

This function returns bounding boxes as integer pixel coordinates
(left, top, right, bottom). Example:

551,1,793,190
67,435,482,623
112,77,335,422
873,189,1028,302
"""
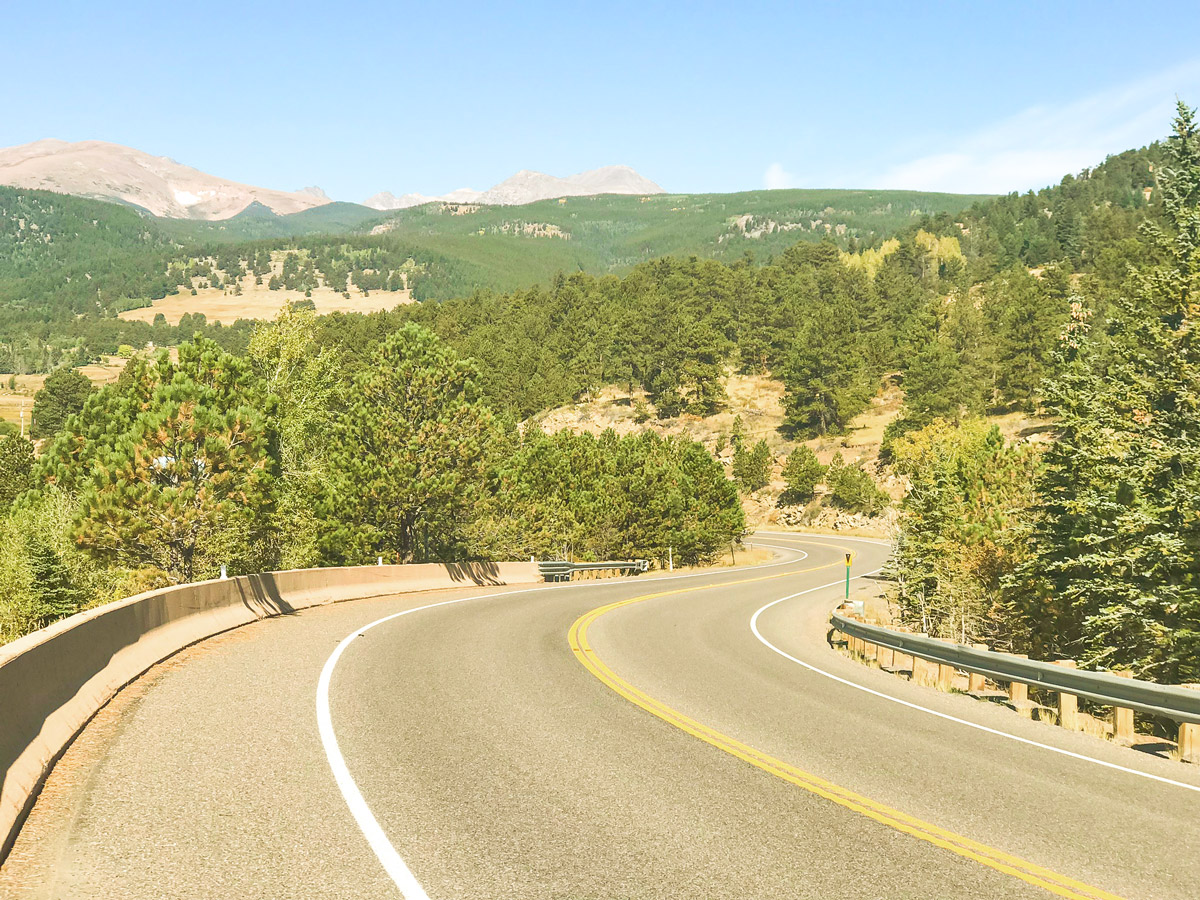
5,1,1200,201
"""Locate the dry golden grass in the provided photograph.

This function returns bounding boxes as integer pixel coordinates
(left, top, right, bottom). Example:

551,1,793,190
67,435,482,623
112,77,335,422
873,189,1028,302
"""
807,379,903,469
76,358,127,385
0,357,127,425
0,394,33,428
118,275,413,326
536,370,906,467
536,372,790,449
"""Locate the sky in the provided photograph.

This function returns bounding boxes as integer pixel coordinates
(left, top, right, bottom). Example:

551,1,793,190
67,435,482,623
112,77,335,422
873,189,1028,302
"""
5,1,1200,202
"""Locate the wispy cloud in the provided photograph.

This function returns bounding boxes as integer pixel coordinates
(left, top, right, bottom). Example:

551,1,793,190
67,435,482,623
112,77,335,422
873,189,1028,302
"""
764,162,798,190
871,62,1200,194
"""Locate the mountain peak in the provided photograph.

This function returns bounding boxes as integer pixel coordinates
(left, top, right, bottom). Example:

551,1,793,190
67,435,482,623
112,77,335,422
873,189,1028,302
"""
0,139,331,220
362,165,663,210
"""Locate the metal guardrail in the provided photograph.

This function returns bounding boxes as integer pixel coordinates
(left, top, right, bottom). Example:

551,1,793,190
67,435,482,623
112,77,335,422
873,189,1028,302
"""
831,612,1200,725
538,559,650,582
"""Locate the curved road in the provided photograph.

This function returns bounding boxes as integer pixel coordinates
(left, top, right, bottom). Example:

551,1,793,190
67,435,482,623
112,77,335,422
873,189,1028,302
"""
2,534,1197,899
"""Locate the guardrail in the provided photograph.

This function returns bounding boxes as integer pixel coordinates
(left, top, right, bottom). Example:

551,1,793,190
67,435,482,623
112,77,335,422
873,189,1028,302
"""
538,559,650,582
831,611,1200,726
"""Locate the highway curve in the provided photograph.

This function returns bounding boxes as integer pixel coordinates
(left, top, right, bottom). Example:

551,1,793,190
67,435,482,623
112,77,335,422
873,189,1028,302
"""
2,534,1198,899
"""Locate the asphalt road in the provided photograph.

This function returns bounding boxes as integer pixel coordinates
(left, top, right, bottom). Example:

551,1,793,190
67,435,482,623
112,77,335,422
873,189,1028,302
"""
2,534,1197,899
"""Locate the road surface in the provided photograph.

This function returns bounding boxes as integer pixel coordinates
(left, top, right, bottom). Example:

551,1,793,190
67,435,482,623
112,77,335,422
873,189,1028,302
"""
1,534,1197,899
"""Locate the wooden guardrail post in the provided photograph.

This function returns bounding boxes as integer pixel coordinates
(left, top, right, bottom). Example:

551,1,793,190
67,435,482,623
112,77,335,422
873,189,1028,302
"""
937,657,956,691
893,626,914,674
1053,659,1079,730
830,606,846,646
876,642,895,669
968,644,988,693
1007,654,1030,715
911,636,936,686
1112,670,1135,743
830,613,1200,743
850,616,866,656
1180,685,1200,764
862,622,878,661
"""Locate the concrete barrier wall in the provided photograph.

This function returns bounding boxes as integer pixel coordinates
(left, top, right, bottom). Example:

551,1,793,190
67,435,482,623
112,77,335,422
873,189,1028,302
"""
0,560,539,861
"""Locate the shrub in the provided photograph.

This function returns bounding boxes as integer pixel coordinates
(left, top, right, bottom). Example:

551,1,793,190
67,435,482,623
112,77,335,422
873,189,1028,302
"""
781,445,824,502
825,453,888,515
733,438,772,492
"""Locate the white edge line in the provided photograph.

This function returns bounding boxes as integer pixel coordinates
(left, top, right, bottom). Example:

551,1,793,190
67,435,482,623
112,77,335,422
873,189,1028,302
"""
316,543,812,898
748,568,1200,795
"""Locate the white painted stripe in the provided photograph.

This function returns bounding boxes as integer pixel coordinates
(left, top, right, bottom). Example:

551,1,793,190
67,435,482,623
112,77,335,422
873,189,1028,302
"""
317,542,813,896
749,572,1200,795
317,615,433,900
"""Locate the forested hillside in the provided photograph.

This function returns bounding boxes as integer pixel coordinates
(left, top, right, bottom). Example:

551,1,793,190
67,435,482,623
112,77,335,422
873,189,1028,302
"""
286,116,1189,684
0,316,744,641
887,109,1198,683
0,185,988,373
353,188,993,290
0,187,256,372
1,108,1193,686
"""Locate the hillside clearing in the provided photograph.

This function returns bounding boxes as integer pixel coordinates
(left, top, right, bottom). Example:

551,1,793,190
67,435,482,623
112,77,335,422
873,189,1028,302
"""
118,275,412,326
0,357,127,425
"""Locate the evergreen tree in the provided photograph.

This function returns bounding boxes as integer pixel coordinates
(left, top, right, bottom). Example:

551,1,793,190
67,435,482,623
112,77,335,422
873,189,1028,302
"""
733,438,772,492
781,445,824,502
248,304,340,568
469,429,743,565
65,340,279,583
321,324,495,564
32,367,94,438
730,415,746,452
0,434,34,508
781,292,872,436
26,537,83,627
993,266,1066,409
825,453,889,515
1009,102,1200,681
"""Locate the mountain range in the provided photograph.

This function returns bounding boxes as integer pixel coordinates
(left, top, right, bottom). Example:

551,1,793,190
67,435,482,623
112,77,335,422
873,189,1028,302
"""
362,165,665,210
0,139,330,220
0,139,665,221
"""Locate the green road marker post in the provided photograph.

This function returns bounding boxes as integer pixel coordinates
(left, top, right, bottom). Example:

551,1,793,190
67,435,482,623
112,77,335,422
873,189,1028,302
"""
845,552,851,599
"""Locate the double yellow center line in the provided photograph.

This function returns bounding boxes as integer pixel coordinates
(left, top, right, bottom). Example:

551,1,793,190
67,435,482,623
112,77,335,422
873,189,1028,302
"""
567,556,1124,900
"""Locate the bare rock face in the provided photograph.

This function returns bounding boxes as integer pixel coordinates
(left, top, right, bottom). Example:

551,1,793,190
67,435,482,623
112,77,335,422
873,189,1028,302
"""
0,139,331,220
362,188,485,210
476,165,664,205
363,165,663,209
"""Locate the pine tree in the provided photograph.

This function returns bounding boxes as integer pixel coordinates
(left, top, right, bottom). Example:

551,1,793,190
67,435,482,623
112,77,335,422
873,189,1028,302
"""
781,445,824,502
26,537,82,627
782,293,872,436
993,267,1066,409
31,367,94,438
321,324,495,564
733,438,772,492
0,434,34,509
1009,102,1200,681
67,340,279,583
825,452,888,515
